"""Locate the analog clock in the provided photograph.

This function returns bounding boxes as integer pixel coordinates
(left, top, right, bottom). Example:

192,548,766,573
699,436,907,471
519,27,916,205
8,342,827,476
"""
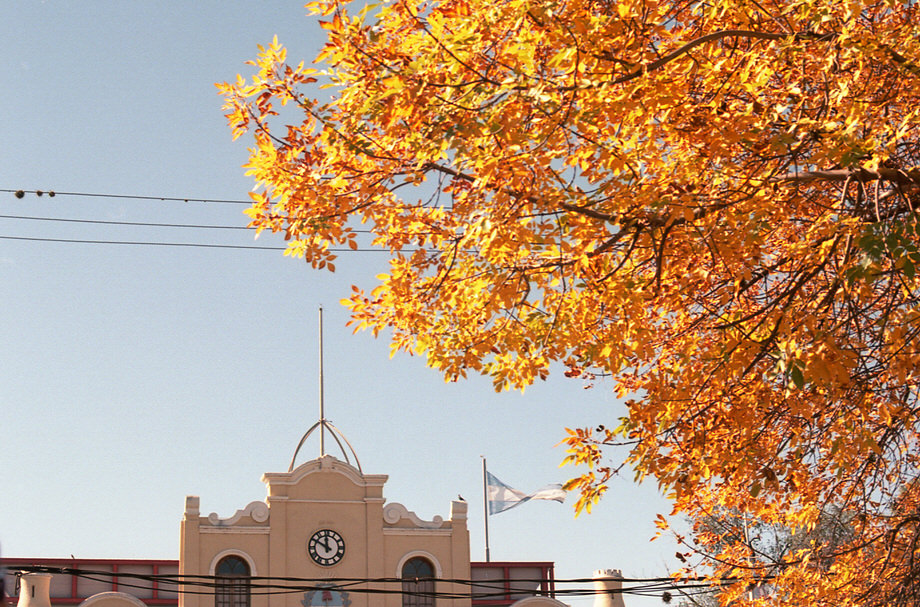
308,529,345,566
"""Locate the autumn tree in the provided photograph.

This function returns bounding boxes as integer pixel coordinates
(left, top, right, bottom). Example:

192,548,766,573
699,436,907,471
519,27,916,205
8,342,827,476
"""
682,506,858,604
219,0,920,604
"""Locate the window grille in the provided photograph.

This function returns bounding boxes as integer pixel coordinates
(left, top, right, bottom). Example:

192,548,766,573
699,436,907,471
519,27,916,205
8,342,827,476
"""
215,556,250,607
401,558,435,607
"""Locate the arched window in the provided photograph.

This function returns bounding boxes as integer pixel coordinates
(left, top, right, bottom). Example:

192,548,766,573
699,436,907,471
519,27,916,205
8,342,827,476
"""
401,557,435,607
215,556,250,607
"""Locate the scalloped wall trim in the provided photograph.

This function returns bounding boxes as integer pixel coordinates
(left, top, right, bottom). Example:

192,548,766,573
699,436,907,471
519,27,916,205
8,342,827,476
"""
207,501,269,526
383,503,444,528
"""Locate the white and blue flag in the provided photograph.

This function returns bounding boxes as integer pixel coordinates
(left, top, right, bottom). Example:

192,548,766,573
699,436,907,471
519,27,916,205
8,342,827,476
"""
486,471,566,514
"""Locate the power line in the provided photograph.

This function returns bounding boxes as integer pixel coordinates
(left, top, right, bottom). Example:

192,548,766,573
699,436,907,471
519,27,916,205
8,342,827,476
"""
0,235,388,252
3,188,453,215
7,565,745,600
3,189,252,205
0,187,539,254
0,189,396,251
0,214,249,230
1,187,277,250
0,213,375,234
0,235,284,250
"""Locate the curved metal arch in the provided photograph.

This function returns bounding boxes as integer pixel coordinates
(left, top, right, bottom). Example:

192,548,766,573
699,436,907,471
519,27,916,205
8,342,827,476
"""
288,308,363,473
288,419,363,473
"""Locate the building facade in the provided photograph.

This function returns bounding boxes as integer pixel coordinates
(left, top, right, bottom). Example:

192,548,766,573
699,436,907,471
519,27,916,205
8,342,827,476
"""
180,454,473,607
4,454,569,607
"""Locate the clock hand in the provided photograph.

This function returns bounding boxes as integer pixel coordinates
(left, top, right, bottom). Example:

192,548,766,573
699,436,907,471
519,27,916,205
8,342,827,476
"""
320,537,331,552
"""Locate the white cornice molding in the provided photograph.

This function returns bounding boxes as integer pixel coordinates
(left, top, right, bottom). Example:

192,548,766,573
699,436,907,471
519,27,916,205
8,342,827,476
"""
266,498,368,505
206,501,269,526
200,527,271,535
262,455,388,488
383,528,452,536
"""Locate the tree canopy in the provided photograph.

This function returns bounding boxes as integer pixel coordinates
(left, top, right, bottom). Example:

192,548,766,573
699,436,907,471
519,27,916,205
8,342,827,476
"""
219,0,920,604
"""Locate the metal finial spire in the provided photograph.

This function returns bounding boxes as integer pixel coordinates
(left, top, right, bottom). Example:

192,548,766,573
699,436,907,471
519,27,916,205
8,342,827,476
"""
288,307,363,473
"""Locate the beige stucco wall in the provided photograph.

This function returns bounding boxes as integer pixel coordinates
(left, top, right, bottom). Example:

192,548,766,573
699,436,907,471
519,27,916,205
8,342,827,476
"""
180,455,470,607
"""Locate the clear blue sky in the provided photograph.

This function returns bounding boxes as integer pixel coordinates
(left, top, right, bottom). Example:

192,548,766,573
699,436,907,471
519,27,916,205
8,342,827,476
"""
1,3,676,606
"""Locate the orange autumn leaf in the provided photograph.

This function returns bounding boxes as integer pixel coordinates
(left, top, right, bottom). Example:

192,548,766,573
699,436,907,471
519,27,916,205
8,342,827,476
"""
220,0,920,604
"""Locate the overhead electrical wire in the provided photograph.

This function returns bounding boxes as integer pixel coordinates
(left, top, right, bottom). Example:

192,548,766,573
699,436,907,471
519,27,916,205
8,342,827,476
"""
0,188,406,251
0,235,287,251
0,213,374,235
2,188,252,205
2,188,455,212
0,214,251,230
0,234,386,252
7,565,764,601
1,187,275,250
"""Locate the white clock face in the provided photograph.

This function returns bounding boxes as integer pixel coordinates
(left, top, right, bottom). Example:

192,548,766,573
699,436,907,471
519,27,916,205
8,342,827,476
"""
308,529,345,566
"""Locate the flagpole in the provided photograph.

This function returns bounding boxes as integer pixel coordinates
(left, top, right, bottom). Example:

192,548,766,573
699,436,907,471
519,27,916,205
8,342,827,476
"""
482,456,491,562
319,306,325,457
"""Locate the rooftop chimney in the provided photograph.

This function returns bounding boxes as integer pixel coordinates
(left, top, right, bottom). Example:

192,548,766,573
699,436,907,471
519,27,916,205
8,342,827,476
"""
592,569,626,607
16,573,53,607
